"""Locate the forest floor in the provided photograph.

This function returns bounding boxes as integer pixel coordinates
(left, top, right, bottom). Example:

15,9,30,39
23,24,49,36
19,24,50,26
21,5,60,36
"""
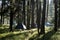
0,25,60,40
29,27,60,40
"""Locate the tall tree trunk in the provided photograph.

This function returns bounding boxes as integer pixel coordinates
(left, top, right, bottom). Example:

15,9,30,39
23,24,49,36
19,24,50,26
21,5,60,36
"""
46,0,49,22
27,1,30,29
17,1,20,25
2,0,5,24
40,0,46,34
23,0,26,25
2,14,4,24
31,0,35,28
9,0,14,31
58,0,60,27
54,0,58,31
1,14,3,24
10,11,13,31
36,0,41,35
1,0,4,24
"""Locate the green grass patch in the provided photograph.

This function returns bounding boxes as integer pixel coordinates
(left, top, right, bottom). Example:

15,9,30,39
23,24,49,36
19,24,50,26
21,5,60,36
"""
0,28,37,40
0,26,60,40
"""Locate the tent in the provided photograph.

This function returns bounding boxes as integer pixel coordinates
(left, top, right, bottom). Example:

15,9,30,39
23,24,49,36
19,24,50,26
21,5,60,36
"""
15,23,26,30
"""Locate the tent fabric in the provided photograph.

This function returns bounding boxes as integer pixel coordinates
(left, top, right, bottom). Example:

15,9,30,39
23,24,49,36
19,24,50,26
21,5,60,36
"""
15,23,26,29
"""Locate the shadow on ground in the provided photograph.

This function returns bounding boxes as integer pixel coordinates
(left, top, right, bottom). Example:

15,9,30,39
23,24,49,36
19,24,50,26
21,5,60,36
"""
0,28,9,34
0,25,9,34
29,30,56,40
0,32,29,40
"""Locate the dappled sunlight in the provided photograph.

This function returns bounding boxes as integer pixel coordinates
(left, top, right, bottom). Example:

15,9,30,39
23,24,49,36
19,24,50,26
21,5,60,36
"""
0,27,37,40
29,28,60,40
0,26,60,40
45,27,54,33
0,0,60,40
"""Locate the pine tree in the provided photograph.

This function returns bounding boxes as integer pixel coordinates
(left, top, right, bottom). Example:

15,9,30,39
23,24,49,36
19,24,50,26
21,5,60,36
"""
54,0,58,31
40,0,46,34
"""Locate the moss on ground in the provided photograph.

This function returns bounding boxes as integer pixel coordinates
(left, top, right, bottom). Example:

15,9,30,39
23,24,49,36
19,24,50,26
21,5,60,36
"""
0,25,60,40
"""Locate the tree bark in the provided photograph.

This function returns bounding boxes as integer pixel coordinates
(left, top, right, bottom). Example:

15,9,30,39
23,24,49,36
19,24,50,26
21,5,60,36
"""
23,0,26,25
54,0,58,31
40,0,46,34
31,0,35,28
36,0,41,35
9,0,14,31
58,0,60,27
27,1,30,29
1,14,3,24
10,11,13,31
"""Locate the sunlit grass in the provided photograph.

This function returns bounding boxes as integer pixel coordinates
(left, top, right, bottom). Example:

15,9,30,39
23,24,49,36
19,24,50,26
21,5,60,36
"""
0,25,60,40
0,31,20,38
29,27,60,40
0,25,37,40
